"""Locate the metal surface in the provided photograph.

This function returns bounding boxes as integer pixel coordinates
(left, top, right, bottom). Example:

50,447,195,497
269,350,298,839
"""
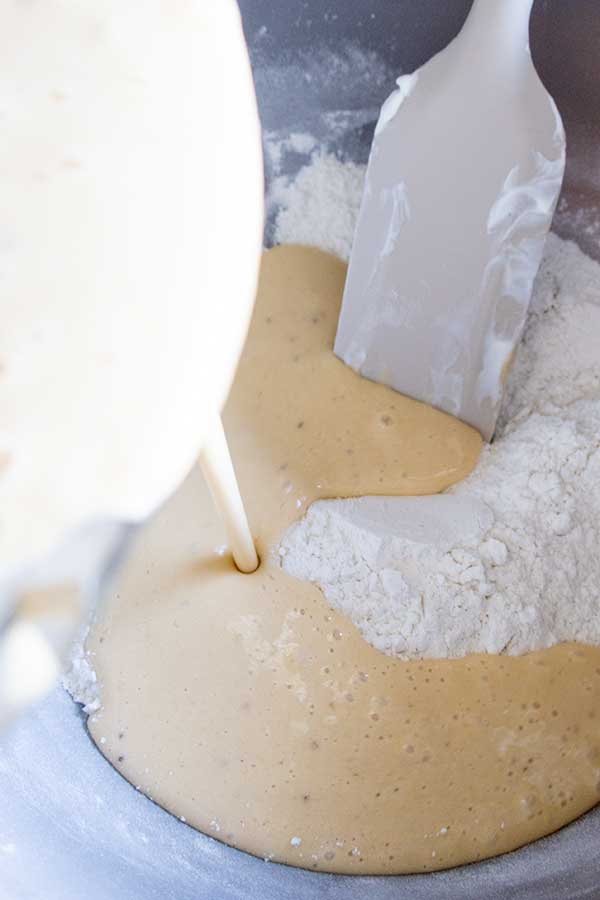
2,2,600,898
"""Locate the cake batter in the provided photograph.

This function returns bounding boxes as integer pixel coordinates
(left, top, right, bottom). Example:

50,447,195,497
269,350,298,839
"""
86,246,600,873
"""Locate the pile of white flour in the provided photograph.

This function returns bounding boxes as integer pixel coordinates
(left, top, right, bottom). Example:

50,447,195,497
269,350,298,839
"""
270,153,366,261
276,152,600,659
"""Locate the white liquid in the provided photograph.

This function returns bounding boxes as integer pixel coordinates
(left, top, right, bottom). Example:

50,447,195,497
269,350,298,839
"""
199,416,259,574
0,0,263,577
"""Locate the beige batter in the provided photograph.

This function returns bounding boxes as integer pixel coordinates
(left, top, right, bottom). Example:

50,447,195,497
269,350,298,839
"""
87,246,600,874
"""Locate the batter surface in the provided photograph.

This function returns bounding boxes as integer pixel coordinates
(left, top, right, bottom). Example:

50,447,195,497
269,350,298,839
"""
87,246,600,873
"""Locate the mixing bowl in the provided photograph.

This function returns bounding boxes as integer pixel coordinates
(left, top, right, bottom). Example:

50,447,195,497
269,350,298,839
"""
2,2,600,897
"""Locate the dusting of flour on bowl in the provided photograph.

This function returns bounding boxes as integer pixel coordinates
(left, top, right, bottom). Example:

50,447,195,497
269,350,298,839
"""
277,153,600,659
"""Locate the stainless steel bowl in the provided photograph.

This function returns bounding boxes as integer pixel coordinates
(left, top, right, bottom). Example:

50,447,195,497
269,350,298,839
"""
3,3,600,898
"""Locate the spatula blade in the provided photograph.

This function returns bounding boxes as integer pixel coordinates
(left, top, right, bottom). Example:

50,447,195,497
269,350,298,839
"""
335,30,565,440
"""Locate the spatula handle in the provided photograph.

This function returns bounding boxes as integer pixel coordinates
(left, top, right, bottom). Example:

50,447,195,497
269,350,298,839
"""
461,0,535,54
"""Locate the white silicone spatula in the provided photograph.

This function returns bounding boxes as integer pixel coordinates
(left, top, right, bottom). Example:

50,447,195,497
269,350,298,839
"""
334,0,565,440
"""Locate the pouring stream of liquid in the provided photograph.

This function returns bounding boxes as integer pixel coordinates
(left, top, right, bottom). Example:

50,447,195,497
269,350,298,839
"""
198,415,259,574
